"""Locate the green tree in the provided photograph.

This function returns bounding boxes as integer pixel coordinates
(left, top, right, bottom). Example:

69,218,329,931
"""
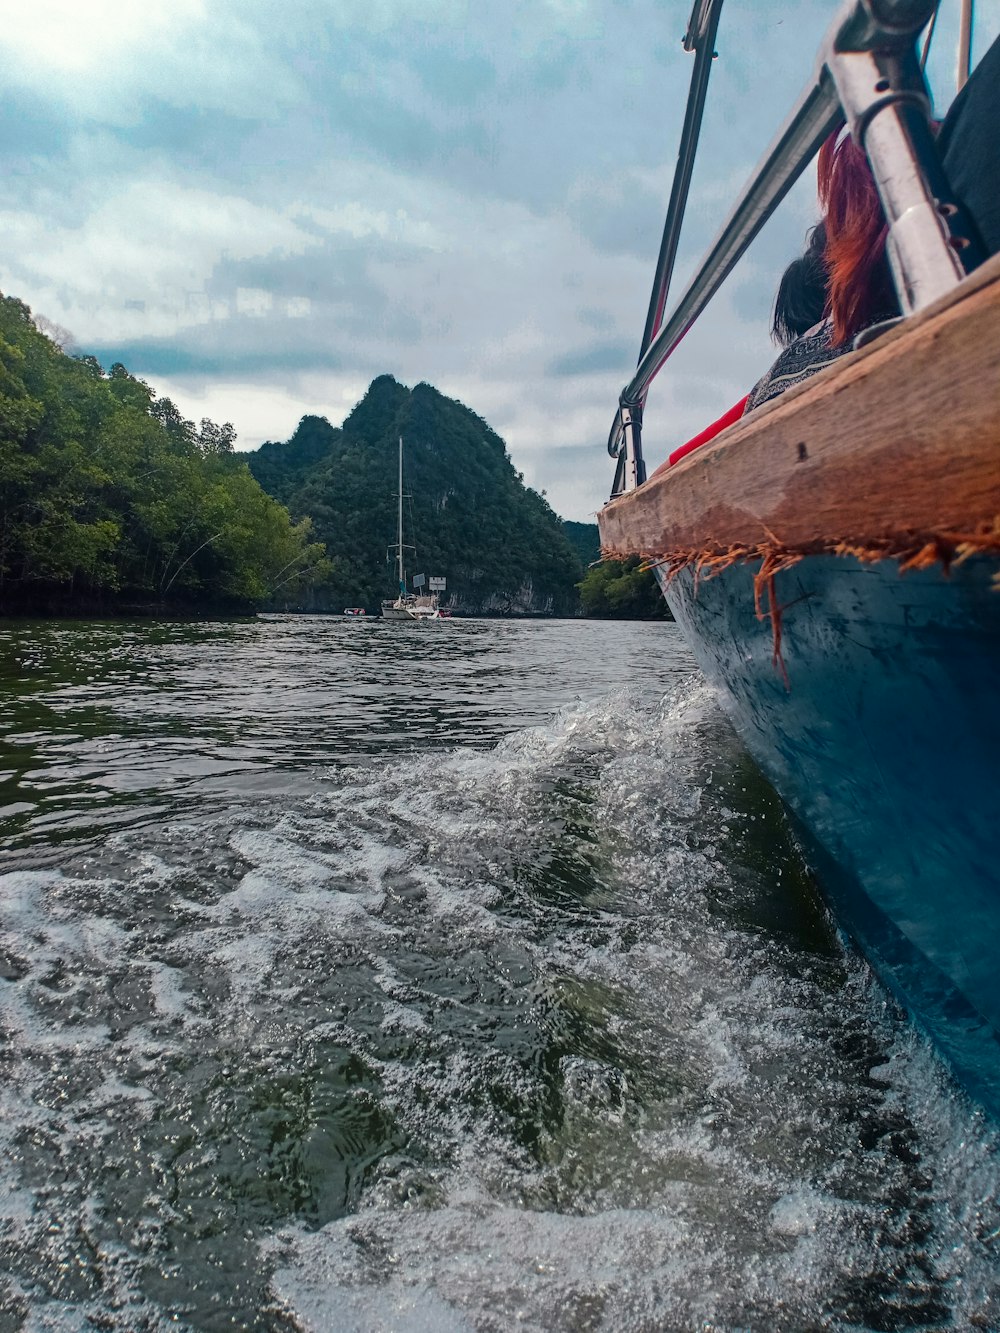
577,557,670,619
0,290,328,616
246,376,587,615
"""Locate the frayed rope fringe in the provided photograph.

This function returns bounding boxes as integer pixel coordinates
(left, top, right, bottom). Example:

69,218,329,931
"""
600,523,1000,686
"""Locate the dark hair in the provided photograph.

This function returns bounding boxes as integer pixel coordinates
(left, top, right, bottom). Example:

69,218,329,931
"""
771,223,828,347
818,128,899,345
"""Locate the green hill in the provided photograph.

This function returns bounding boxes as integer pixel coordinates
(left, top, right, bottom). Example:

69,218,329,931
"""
0,293,326,616
563,520,601,570
247,376,586,616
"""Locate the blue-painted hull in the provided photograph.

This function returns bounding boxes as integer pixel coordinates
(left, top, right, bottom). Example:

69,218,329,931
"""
659,554,1000,1114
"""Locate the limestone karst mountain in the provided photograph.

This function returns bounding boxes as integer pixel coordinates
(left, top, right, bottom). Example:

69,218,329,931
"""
247,376,588,616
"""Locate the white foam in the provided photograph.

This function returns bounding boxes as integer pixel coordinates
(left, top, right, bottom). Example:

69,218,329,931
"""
2,674,998,1329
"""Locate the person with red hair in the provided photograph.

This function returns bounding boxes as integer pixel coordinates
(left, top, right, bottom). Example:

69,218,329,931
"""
743,126,901,413
817,129,901,347
744,30,1000,416
662,34,999,461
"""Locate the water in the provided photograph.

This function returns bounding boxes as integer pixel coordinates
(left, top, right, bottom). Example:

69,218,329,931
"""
0,615,997,1332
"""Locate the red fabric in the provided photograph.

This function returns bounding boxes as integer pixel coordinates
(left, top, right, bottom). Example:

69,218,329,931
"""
665,395,750,468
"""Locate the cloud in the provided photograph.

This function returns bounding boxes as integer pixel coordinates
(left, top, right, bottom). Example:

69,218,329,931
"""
146,373,368,448
7,0,995,522
0,0,301,125
547,340,632,377
3,0,205,76
564,172,668,259
0,180,322,339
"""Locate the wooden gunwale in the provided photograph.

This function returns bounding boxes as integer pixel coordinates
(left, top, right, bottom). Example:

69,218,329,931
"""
598,252,1000,572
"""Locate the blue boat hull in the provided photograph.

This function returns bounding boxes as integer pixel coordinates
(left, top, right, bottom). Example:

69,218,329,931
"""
659,553,1000,1114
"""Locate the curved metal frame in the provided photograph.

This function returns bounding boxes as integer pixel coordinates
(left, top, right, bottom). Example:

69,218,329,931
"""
608,0,984,497
610,0,726,500
640,0,726,360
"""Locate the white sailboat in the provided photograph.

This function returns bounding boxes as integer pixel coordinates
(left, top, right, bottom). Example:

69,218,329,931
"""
381,437,443,621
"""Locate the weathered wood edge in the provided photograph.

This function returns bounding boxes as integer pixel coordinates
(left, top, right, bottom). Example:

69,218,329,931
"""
598,253,1000,569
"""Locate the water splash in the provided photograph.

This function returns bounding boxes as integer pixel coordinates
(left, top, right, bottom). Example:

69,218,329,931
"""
0,622,997,1330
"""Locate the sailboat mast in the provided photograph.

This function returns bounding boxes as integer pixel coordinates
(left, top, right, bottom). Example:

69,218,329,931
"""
397,436,405,594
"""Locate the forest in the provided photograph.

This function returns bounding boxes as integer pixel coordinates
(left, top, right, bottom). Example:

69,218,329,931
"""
247,375,590,617
577,556,669,618
0,294,328,615
0,292,664,619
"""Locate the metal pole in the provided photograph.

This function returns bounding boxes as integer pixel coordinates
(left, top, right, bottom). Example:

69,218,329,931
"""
607,0,983,482
616,77,840,416
957,0,974,90
639,0,725,360
825,26,982,315
919,6,938,69
397,437,405,594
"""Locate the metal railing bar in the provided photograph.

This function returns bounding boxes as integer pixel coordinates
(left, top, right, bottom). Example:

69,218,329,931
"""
619,76,841,417
639,0,726,361
608,0,983,488
919,6,939,68
957,0,974,89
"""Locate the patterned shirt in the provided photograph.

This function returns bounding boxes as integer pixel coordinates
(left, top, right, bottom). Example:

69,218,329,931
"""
743,319,859,414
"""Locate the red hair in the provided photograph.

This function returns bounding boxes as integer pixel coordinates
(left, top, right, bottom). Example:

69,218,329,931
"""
817,128,893,345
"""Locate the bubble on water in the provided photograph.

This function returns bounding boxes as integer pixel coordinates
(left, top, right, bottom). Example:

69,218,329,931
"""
1,673,999,1329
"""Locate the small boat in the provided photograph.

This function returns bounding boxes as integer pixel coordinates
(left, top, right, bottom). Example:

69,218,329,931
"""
598,1,1000,1114
381,437,445,622
382,595,441,622
343,607,367,617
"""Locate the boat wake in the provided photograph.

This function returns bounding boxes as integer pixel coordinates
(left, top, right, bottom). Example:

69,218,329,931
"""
0,682,997,1331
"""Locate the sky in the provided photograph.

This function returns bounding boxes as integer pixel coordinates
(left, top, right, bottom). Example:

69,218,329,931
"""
2,0,998,522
